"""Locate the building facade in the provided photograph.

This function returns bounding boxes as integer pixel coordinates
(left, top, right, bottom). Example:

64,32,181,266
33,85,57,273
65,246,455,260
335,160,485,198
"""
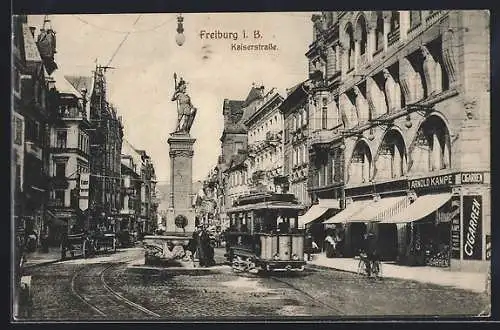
137,150,158,234
216,87,264,227
245,89,285,193
280,83,312,208
119,151,141,234
306,11,490,271
46,72,91,243
87,66,124,232
12,16,57,248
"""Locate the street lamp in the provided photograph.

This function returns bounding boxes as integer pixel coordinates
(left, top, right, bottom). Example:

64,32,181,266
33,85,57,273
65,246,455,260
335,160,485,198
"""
175,14,185,46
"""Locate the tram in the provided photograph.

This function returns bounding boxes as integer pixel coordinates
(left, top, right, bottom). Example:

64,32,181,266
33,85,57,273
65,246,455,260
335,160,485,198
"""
224,192,306,273
60,229,117,260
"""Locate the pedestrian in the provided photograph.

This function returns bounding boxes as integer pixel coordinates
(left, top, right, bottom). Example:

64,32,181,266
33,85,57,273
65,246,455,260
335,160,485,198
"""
189,228,199,263
324,232,336,258
18,283,33,318
362,232,378,276
305,231,313,261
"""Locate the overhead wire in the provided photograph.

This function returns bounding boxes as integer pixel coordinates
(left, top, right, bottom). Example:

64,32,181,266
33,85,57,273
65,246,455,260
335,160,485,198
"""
72,14,176,34
106,14,143,67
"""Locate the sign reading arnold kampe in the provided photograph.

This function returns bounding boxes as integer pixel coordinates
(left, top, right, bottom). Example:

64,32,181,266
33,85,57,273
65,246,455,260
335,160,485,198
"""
462,195,482,260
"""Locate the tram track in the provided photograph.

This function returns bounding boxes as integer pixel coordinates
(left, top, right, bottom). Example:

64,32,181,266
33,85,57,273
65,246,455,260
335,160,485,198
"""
70,254,161,319
269,275,343,315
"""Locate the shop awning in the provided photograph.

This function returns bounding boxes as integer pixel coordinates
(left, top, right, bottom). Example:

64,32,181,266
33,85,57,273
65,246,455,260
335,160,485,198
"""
323,199,372,224
298,198,340,228
349,196,409,223
46,209,69,226
379,193,452,224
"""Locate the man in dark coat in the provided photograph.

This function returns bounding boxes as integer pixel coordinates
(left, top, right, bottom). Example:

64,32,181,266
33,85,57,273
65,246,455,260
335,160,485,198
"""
198,226,214,267
363,232,378,276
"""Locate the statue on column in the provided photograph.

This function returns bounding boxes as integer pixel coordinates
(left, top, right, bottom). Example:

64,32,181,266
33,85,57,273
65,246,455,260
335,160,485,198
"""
171,74,198,134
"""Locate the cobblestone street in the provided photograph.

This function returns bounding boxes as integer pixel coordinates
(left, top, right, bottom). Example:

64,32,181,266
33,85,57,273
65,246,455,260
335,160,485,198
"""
19,247,488,320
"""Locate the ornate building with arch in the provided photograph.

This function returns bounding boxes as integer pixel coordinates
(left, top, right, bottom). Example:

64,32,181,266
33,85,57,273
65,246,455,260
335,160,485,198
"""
306,11,490,271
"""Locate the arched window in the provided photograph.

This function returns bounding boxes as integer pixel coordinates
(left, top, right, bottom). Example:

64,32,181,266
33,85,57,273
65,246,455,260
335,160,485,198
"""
346,23,355,70
356,15,368,56
375,12,384,52
409,11,422,30
375,130,407,180
410,115,451,174
349,141,372,184
390,11,400,31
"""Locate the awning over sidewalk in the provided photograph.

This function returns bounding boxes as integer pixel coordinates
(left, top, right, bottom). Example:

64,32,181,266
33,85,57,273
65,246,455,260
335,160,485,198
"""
349,196,409,223
46,209,69,226
323,199,372,224
379,193,452,224
298,198,340,228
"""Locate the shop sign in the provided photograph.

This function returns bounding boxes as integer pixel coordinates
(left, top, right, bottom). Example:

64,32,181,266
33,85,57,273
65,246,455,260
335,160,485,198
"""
486,235,491,260
408,174,455,190
449,195,461,259
79,173,90,197
462,195,482,260
456,172,484,184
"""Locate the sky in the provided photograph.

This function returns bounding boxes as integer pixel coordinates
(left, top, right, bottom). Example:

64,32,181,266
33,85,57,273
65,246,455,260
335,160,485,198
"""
28,13,314,183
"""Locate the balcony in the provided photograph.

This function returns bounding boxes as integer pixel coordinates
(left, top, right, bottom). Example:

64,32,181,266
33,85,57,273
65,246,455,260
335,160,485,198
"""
426,10,444,25
358,53,368,69
309,128,341,146
58,105,87,120
387,27,400,46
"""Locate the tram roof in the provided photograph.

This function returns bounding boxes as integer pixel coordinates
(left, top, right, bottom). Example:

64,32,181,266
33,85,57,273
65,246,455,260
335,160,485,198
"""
226,201,304,213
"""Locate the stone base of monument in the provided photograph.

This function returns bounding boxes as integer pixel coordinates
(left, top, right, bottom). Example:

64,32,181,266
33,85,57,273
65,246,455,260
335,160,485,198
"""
142,235,194,267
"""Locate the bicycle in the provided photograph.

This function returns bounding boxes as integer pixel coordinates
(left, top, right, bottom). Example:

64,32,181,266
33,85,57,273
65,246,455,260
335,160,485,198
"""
357,252,382,279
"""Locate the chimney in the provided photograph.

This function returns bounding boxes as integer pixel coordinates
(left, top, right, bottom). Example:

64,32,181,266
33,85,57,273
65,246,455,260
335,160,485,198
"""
29,26,36,37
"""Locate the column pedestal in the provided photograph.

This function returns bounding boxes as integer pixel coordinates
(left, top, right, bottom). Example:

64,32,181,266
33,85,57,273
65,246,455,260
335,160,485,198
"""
165,132,196,237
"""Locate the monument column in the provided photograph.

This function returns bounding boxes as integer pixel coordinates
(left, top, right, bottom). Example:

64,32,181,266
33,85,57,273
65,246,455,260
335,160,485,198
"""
166,132,196,235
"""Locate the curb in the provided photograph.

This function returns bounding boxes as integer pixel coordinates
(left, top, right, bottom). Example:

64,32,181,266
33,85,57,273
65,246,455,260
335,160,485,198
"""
306,262,486,294
306,263,358,274
24,259,61,270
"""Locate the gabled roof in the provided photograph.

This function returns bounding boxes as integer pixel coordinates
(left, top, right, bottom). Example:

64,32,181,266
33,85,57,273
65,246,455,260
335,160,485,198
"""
65,75,93,95
22,24,41,64
242,86,264,107
279,80,311,114
51,70,82,97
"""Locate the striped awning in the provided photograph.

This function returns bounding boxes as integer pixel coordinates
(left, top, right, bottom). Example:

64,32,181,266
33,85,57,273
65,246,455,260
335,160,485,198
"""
323,199,372,224
349,196,409,223
298,199,340,228
379,193,451,224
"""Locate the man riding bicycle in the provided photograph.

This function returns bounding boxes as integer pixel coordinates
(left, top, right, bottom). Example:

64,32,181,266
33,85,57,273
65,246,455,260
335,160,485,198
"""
361,232,380,277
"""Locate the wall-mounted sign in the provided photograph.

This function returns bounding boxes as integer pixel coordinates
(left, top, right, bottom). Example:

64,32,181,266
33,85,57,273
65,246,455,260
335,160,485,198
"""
456,172,484,184
79,173,90,211
463,195,482,260
79,173,90,197
486,235,491,261
408,174,455,190
449,195,461,259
